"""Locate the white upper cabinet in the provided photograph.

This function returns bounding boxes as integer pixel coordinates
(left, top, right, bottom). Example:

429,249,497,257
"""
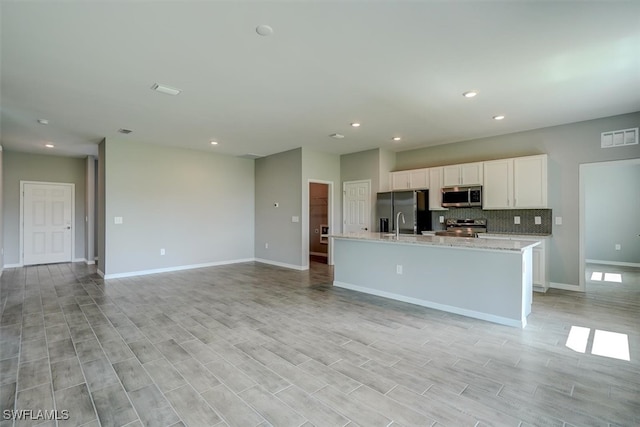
409,168,429,189
483,154,548,210
390,168,429,191
443,162,484,186
514,155,548,208
483,159,514,209
428,167,448,210
390,171,410,190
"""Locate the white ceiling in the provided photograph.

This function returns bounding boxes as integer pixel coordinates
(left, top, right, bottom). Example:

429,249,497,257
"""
1,1,639,158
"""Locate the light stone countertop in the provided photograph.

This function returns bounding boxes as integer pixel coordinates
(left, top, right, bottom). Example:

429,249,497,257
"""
331,232,541,252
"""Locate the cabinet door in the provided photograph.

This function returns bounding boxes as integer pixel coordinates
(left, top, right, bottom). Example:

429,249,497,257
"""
409,168,429,189
390,171,410,190
428,168,447,210
461,162,483,185
443,166,461,187
514,155,547,208
483,159,513,209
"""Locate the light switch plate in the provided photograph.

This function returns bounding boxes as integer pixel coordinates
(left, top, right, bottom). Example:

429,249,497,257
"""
555,216,563,225
514,216,521,225
534,216,542,225
292,216,299,223
439,216,445,224
114,216,123,224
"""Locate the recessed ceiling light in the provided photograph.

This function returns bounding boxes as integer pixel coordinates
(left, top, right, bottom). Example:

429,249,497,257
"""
463,91,478,98
493,115,505,120
118,128,133,134
392,136,402,141
45,143,54,148
350,122,361,128
37,119,49,125
330,133,345,139
256,25,274,36
151,83,181,96
210,141,219,145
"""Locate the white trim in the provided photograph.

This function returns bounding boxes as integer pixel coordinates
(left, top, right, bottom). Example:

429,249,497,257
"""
85,260,96,265
333,281,526,328
550,281,582,291
586,259,640,268
254,258,308,271
4,263,22,269
103,258,256,279
97,269,105,278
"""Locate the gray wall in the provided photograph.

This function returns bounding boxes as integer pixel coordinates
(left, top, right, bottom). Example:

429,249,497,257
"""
302,148,341,266
395,112,640,287
3,151,86,266
101,138,254,276
340,148,380,232
254,148,303,267
585,161,640,264
0,146,3,275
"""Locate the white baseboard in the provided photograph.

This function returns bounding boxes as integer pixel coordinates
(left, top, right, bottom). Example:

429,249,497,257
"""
550,281,583,291
102,258,255,279
333,280,526,328
97,269,105,278
254,258,308,271
85,260,95,265
586,259,640,268
3,263,22,269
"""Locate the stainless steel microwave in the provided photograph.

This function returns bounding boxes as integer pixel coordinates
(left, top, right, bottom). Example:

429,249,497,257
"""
441,186,482,208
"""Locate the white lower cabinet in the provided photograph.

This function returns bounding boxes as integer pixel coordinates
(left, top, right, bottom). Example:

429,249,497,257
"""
479,234,549,292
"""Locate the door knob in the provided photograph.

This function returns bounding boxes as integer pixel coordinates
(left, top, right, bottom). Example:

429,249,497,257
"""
66,226,71,230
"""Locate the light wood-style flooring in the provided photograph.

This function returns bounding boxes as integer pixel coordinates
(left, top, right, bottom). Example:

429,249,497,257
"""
1,261,638,426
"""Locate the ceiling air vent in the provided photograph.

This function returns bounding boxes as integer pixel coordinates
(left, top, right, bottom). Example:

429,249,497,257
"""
118,128,133,134
601,128,638,148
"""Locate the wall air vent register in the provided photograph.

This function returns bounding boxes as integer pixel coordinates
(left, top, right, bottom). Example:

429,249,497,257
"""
601,128,638,148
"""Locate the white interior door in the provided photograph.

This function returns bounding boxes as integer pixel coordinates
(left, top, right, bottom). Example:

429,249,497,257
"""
343,180,370,233
22,182,74,265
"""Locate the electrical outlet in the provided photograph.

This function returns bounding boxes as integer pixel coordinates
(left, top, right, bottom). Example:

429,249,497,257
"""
514,216,521,225
615,244,621,251
160,248,165,256
265,243,269,249
534,216,542,225
396,265,403,275
439,216,445,224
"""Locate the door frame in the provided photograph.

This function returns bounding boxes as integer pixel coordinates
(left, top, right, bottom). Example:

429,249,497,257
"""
20,181,76,266
579,158,640,291
343,179,372,234
306,179,334,266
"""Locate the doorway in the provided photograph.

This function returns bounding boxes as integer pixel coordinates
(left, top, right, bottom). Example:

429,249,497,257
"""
309,182,329,264
343,180,371,233
580,159,640,293
20,181,75,266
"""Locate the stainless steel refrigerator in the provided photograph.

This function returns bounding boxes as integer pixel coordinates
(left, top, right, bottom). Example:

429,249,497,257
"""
376,190,431,234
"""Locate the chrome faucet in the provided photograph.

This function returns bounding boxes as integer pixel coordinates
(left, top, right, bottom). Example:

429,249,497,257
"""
396,211,405,238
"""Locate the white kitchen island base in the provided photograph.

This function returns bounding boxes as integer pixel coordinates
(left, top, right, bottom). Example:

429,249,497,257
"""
332,234,536,328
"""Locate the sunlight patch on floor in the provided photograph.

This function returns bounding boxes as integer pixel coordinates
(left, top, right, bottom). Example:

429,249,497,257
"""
566,326,630,361
589,271,622,283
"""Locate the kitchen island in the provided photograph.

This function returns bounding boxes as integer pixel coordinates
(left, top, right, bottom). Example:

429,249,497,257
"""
331,232,540,328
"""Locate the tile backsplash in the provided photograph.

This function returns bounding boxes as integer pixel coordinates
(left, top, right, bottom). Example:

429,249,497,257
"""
432,208,552,235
